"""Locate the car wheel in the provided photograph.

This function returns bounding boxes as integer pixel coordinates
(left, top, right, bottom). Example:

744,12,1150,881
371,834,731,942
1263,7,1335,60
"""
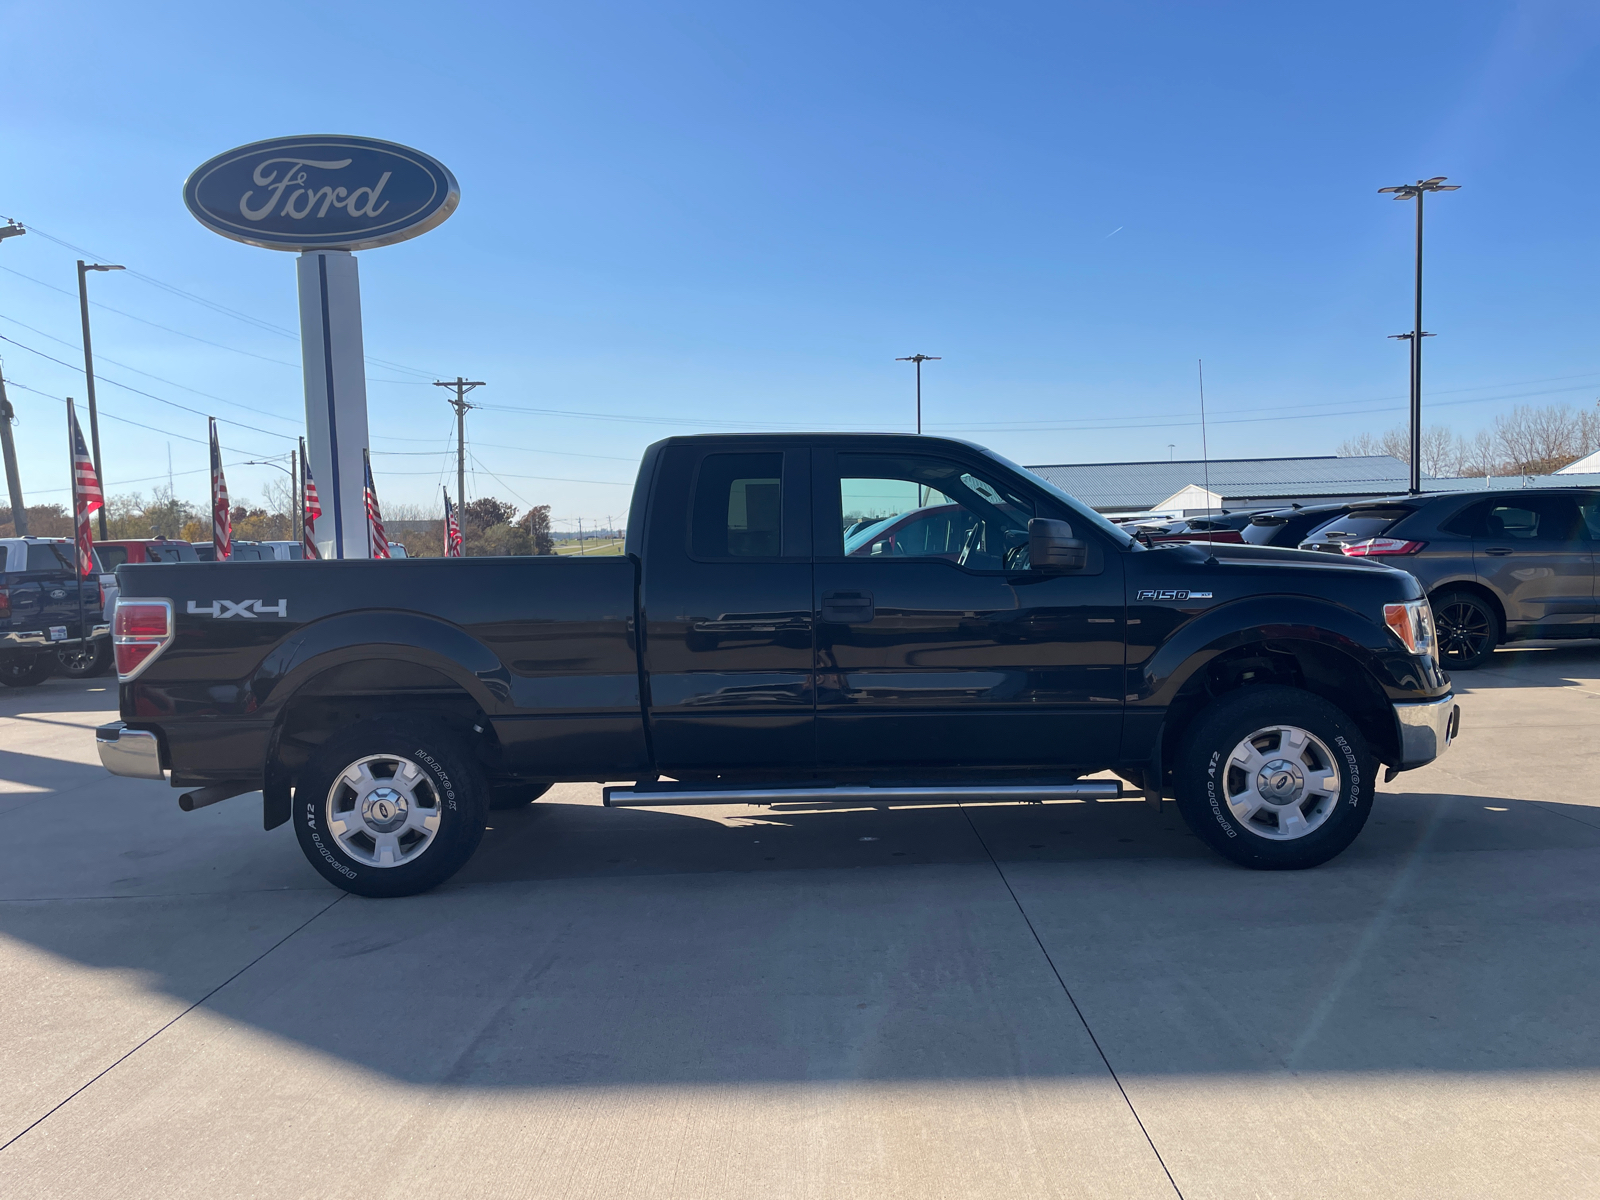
292,717,489,898
0,654,55,688
1174,685,1376,870
489,780,554,810
55,640,113,679
1432,591,1498,669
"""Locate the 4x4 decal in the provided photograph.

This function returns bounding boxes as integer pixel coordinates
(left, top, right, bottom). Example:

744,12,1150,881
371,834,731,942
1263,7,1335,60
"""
187,599,288,619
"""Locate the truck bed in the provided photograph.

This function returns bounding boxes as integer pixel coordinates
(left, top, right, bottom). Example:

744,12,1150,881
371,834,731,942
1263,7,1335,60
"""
117,556,646,787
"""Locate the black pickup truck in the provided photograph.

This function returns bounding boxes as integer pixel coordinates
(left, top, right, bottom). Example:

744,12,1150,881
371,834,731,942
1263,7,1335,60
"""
97,433,1459,896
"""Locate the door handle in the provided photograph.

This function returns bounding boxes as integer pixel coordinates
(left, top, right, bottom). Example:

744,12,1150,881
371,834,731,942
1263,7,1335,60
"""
821,590,875,623
1484,547,1514,556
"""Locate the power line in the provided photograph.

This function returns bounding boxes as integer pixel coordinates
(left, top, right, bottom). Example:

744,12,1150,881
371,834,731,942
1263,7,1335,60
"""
0,333,296,441
3,379,274,457
0,311,304,427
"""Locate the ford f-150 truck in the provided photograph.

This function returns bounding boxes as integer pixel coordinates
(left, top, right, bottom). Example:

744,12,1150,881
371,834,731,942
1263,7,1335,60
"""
96,434,1459,896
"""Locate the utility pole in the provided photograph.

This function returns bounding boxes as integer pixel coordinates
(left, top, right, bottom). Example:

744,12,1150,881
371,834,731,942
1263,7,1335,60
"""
895,354,941,434
77,260,125,538
0,361,26,535
433,377,484,513
1378,177,1460,493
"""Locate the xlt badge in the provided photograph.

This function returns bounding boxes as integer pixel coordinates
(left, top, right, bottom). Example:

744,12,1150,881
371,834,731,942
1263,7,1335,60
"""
1137,589,1213,601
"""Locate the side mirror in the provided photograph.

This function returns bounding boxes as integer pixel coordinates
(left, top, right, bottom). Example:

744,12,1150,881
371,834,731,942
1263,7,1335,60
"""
1028,518,1087,570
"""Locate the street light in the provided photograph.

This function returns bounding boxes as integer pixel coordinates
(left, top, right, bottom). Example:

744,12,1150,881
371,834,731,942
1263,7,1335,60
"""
1378,177,1460,493
895,354,941,435
244,451,301,544
0,221,24,244
77,260,124,538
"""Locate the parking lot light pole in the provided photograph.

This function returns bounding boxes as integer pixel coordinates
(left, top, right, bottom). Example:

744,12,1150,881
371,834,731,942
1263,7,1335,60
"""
1378,177,1459,493
77,261,125,537
895,354,941,435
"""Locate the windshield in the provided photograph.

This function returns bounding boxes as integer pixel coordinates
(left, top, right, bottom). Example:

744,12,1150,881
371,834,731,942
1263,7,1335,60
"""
980,449,1135,548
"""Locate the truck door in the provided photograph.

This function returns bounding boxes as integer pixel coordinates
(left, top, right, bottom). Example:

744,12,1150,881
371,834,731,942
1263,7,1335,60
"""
640,443,815,773
812,448,1125,772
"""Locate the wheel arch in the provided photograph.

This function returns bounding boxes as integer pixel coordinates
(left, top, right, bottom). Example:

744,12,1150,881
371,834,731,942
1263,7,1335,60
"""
1427,580,1506,638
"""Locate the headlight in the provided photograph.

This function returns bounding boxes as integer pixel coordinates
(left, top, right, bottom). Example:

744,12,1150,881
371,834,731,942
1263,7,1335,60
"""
1384,599,1437,660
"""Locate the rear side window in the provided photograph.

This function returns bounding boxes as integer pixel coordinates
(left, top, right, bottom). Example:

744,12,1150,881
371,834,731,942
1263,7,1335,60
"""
147,543,199,562
24,543,75,573
691,453,783,559
98,545,129,569
1443,496,1582,541
1581,496,1600,541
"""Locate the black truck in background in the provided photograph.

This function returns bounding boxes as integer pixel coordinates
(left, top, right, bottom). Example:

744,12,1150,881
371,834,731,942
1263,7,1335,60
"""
97,434,1459,896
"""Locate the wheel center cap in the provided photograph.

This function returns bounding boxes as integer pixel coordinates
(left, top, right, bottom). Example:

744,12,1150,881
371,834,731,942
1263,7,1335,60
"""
362,787,409,832
1257,759,1305,805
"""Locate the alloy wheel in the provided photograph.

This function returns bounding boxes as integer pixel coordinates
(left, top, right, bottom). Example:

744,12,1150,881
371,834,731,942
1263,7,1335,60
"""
1223,724,1342,841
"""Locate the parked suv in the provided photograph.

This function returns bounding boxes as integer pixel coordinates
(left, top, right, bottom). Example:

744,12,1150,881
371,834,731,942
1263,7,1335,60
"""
0,538,110,687
1244,503,1355,549
1298,488,1600,667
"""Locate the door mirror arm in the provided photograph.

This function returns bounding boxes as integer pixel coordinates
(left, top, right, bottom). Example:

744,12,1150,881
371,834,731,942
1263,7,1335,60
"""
1028,518,1088,571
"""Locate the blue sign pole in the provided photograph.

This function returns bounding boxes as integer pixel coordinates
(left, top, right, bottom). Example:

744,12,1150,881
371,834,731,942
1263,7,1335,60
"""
183,136,459,558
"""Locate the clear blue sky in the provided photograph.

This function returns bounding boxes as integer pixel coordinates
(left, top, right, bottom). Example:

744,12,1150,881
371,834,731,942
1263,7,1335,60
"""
3,1,1599,529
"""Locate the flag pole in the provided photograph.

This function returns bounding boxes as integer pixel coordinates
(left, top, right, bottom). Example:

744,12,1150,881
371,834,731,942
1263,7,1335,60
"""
68,398,88,664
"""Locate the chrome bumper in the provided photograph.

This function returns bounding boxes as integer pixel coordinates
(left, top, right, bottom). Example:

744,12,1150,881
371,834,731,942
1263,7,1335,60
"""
2,624,110,649
1393,694,1460,769
96,722,166,780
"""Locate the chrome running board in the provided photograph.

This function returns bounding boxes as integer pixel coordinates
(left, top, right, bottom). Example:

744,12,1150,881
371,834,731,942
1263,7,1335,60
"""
602,780,1123,807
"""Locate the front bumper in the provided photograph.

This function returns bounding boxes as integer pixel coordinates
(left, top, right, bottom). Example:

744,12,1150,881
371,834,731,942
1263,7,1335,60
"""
1392,694,1460,769
96,722,166,780
2,624,110,649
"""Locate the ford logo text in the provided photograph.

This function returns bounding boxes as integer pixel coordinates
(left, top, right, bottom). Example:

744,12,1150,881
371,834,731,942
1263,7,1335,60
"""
183,135,459,252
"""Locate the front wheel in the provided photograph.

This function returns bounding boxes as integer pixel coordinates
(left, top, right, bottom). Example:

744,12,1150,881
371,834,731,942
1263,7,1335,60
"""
292,718,489,898
1174,686,1375,870
0,654,55,688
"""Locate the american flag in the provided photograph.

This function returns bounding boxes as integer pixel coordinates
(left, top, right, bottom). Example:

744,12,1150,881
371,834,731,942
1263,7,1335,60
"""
443,488,463,557
302,463,322,560
209,418,231,560
364,450,390,559
68,404,103,577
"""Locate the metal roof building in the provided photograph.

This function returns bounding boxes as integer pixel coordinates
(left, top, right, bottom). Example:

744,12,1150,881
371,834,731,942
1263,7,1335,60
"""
1024,455,1412,514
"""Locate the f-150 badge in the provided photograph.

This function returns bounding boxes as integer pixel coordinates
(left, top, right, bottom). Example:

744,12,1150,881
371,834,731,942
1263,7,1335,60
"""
1136,589,1212,601
187,599,288,618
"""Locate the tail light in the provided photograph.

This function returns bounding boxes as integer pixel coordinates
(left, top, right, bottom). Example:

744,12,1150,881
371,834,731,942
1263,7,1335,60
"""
1343,538,1426,557
113,599,175,681
0,585,8,618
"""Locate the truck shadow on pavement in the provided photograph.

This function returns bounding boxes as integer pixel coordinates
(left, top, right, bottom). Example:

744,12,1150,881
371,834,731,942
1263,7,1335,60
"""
2,778,1598,1089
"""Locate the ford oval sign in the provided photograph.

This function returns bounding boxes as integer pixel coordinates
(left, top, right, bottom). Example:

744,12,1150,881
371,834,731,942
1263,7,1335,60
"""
182,135,459,252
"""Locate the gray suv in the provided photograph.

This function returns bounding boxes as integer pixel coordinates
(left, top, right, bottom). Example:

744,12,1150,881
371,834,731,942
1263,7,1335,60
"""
1299,488,1600,668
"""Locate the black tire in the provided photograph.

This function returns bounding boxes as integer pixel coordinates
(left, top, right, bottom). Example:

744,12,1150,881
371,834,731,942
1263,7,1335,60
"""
1174,685,1376,870
55,640,113,679
489,779,554,810
1432,590,1498,669
0,654,55,688
292,717,489,898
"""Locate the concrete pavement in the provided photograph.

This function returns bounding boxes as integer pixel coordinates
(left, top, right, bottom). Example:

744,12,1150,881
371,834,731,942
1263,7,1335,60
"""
0,646,1597,1198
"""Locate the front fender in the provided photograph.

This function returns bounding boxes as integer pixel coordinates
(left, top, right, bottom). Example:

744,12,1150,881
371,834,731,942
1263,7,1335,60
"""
1135,595,1438,707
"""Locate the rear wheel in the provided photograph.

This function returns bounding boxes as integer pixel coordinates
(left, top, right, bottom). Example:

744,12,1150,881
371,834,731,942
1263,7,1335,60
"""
56,640,113,679
292,717,489,898
1432,591,1498,669
1174,685,1375,870
0,654,55,688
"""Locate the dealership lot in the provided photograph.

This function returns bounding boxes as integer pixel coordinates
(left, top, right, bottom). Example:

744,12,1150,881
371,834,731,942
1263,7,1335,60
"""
0,650,1597,1199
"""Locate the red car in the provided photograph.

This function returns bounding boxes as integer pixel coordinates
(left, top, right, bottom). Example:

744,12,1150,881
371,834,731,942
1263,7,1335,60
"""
94,538,201,568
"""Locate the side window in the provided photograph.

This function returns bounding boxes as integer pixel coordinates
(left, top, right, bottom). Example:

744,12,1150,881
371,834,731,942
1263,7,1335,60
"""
834,454,1034,569
24,543,75,572
1484,497,1580,542
691,452,783,559
98,545,129,569
1577,495,1600,542
1440,500,1490,538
